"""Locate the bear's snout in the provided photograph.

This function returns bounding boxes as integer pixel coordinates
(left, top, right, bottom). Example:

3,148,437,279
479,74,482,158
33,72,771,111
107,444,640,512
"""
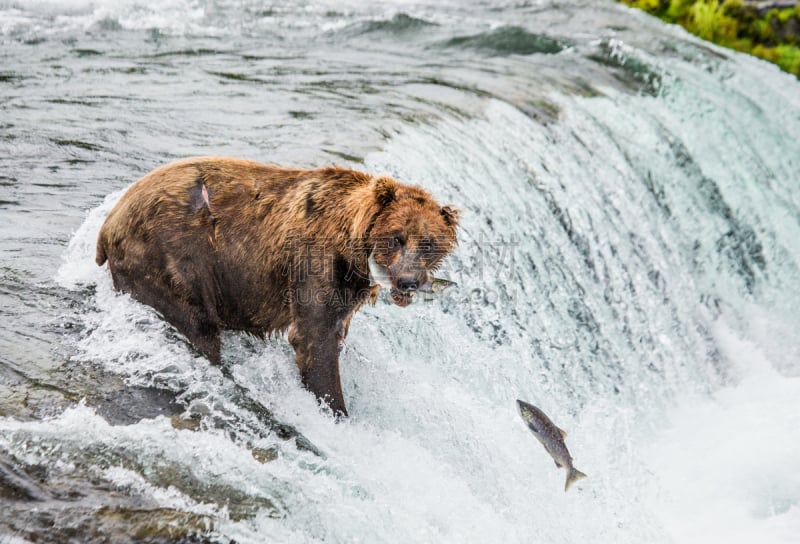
395,275,419,293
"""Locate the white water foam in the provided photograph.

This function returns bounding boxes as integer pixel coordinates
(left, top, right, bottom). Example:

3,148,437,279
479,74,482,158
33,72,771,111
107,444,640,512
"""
0,0,453,38
643,318,800,543
0,0,205,37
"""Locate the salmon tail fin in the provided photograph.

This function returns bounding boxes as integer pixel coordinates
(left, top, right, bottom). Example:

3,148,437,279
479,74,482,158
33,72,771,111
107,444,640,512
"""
565,467,587,492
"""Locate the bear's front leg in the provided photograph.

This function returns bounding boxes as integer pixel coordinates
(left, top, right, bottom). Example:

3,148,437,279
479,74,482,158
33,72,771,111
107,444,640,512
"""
288,302,349,417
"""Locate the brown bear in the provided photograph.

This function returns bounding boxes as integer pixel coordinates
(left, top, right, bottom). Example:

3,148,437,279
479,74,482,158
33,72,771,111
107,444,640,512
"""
95,156,460,416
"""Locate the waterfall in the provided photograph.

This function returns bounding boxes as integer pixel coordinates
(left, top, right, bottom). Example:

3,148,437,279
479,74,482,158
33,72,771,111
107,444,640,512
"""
2,1,799,542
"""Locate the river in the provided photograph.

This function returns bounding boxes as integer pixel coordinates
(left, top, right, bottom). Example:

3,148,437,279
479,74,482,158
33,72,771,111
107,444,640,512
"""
1,1,799,542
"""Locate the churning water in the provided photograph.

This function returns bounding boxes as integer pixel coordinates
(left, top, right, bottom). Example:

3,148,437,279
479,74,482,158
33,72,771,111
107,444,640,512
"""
1,1,799,542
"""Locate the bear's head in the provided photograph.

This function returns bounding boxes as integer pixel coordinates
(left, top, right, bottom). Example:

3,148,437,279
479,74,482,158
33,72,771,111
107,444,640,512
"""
367,176,460,307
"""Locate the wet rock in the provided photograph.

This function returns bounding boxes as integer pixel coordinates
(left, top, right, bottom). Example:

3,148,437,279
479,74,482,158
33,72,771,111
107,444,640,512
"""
87,385,184,426
250,446,279,464
6,505,222,544
93,506,217,542
0,457,50,502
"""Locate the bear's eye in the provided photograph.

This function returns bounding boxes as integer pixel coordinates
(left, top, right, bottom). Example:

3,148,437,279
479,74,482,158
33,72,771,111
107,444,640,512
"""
392,236,403,248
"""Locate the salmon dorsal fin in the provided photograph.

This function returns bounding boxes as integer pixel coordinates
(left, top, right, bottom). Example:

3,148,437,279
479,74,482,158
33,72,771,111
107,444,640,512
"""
557,427,567,440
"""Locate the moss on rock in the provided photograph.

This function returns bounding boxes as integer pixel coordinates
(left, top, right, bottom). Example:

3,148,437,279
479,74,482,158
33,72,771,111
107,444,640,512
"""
621,0,800,77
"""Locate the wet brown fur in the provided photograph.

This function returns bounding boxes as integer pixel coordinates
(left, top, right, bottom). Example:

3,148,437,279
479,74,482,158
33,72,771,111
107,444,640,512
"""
96,156,459,416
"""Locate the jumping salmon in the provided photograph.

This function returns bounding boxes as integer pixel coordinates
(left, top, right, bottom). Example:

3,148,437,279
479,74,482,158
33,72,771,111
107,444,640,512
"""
517,399,587,491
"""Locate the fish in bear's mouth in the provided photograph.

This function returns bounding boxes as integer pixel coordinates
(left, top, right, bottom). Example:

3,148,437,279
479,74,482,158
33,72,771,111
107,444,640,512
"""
368,251,418,307
389,288,414,307
369,251,455,307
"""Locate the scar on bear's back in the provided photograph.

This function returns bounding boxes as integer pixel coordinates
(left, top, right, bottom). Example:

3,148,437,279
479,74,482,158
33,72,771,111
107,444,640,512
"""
189,177,213,214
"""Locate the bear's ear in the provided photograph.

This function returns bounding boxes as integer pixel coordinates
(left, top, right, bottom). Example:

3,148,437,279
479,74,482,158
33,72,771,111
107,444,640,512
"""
440,205,461,227
374,176,397,207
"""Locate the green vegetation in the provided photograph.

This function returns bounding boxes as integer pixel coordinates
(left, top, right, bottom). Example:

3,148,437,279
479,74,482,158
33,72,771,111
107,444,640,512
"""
620,0,800,77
